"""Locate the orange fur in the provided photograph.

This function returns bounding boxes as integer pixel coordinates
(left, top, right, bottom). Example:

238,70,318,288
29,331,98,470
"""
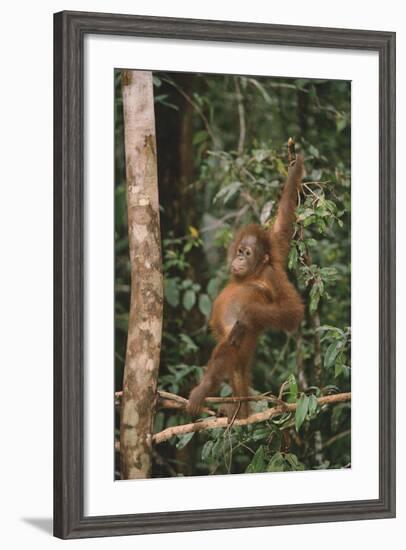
187,156,304,420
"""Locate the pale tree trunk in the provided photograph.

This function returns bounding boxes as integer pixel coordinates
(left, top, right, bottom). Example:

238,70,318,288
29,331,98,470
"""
120,70,163,479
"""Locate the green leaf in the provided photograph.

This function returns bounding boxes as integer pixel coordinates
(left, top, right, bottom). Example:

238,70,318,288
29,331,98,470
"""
201,440,213,461
336,116,347,133
193,130,209,145
288,246,298,270
317,325,344,336
268,431,282,452
295,394,310,431
179,334,198,352
306,238,318,248
324,199,338,214
335,363,350,378
176,432,195,449
164,278,180,307
325,341,343,368
320,267,338,282
198,294,212,317
309,294,320,314
181,279,193,289
284,453,305,471
297,207,315,222
211,438,224,460
309,281,324,313
182,290,196,311
207,278,219,299
246,445,266,473
287,374,298,402
297,240,306,256
303,215,316,227
252,427,269,441
253,149,269,162
267,451,286,472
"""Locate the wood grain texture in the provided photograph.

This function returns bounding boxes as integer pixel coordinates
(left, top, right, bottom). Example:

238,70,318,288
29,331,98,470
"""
53,10,396,539
120,70,163,480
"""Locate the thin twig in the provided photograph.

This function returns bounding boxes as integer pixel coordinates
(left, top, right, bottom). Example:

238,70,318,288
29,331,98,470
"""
162,77,217,144
278,379,290,401
115,389,286,408
240,191,260,218
115,389,215,416
224,401,241,435
304,253,323,386
235,77,246,155
307,429,351,458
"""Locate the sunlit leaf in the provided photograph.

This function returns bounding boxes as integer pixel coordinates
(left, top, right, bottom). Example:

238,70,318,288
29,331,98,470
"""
295,394,310,431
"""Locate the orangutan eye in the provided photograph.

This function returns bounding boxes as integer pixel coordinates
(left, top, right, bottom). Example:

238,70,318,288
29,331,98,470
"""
238,247,244,255
245,249,251,257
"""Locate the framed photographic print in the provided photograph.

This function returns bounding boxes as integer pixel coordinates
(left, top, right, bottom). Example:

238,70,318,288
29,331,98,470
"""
54,10,396,539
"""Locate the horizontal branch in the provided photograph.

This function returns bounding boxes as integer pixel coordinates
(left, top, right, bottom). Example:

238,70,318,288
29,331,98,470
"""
115,389,216,416
152,392,351,444
115,389,285,408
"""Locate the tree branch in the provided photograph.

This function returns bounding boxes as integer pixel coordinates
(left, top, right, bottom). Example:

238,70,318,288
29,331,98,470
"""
152,392,351,444
115,389,287,410
235,77,246,155
162,76,217,145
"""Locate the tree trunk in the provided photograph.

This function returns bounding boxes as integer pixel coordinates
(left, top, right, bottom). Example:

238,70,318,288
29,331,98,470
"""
120,70,163,479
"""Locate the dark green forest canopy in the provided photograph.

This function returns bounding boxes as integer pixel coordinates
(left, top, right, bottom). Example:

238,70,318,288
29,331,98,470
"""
115,70,351,478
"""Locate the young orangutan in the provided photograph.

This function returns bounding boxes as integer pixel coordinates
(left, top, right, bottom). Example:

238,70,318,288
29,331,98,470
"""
186,147,305,419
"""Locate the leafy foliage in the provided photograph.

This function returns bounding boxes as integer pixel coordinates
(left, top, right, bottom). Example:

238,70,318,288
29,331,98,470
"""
115,70,351,478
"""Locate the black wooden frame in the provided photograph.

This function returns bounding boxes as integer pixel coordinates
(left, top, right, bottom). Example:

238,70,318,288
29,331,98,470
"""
54,10,396,539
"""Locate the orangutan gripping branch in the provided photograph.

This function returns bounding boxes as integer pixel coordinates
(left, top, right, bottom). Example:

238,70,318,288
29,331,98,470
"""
186,148,305,420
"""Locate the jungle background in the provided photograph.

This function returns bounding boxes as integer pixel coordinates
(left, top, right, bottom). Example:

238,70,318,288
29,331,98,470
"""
114,71,351,479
